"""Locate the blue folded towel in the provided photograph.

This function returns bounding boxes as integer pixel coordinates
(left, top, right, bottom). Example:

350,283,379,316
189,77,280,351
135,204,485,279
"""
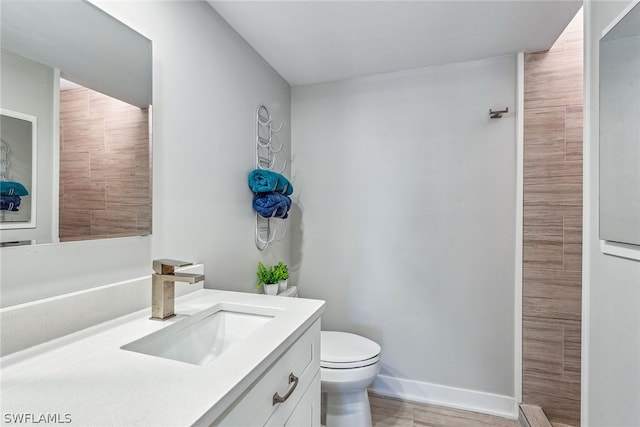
0,181,29,196
248,169,293,195
0,195,21,211
253,192,292,219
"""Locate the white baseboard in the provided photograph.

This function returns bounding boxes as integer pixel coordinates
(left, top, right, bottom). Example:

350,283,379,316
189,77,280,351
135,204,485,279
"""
370,374,518,420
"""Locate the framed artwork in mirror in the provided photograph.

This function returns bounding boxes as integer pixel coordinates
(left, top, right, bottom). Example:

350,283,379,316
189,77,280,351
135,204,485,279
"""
0,109,37,229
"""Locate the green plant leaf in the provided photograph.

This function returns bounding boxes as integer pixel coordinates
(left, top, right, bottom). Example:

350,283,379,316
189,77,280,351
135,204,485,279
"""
256,261,279,285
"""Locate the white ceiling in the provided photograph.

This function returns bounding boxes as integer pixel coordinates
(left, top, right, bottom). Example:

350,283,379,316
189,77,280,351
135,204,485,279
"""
209,0,582,86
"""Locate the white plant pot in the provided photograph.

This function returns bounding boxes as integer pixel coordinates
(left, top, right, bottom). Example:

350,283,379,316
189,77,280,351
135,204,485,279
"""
278,279,288,292
264,283,279,295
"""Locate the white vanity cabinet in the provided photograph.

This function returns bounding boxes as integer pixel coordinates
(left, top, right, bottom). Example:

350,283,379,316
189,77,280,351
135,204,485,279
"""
1,289,325,426
214,319,321,427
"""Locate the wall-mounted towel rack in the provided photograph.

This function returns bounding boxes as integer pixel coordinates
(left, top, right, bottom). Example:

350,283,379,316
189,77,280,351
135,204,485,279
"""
0,139,9,182
0,140,8,222
254,105,288,251
256,105,286,173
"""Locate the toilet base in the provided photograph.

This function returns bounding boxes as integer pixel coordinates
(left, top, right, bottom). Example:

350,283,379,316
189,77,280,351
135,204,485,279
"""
323,389,372,427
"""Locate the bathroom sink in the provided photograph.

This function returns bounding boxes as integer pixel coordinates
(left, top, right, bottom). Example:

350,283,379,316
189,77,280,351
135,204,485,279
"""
122,304,276,365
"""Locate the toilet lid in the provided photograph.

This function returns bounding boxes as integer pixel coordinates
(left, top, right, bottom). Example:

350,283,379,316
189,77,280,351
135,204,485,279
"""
321,331,381,369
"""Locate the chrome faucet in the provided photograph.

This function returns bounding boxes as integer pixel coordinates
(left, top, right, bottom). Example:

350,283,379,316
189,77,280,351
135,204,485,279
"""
151,259,205,320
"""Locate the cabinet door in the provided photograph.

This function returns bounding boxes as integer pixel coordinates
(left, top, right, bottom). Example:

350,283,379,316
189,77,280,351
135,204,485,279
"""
214,321,320,427
285,372,320,427
265,371,320,427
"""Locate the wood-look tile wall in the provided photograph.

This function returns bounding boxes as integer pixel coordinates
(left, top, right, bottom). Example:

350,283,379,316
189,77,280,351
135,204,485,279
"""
522,10,583,426
59,87,151,241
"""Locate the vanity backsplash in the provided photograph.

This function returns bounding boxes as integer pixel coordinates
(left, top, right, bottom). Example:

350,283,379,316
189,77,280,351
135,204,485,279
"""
0,264,204,356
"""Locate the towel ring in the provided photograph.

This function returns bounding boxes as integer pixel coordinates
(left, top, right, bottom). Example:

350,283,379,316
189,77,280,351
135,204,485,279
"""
257,105,284,131
255,213,287,249
257,153,277,170
257,105,270,125
269,141,284,153
270,160,287,174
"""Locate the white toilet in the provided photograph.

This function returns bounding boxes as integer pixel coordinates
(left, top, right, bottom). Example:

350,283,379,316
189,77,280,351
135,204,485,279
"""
320,331,381,427
281,287,381,426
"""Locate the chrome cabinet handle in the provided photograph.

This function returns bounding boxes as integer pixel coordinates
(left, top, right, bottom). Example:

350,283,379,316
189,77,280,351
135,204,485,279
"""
272,373,299,405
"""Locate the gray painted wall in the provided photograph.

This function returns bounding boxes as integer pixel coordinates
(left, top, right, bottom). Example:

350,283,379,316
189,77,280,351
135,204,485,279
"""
291,55,517,397
0,1,291,307
586,1,640,425
0,48,55,243
95,0,292,291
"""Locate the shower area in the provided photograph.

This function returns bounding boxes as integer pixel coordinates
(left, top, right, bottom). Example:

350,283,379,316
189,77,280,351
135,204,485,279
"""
58,83,151,241
521,9,583,427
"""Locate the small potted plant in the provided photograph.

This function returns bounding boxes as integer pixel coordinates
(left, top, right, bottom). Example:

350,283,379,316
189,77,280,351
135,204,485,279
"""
274,261,289,292
256,262,279,295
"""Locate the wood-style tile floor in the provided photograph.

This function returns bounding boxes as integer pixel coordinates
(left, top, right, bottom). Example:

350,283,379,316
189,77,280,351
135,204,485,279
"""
369,393,519,427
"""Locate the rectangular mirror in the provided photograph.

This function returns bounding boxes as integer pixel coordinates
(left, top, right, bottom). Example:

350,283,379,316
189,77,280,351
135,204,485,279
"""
599,0,640,246
0,109,37,229
0,0,152,245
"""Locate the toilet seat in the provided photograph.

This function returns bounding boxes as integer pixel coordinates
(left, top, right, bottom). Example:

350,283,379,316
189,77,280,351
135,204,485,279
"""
321,331,381,369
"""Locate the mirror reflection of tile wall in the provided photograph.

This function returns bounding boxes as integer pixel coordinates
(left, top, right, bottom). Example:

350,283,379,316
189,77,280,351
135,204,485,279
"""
59,87,151,241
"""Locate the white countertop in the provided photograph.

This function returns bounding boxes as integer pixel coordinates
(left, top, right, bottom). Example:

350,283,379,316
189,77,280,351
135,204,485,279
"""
0,289,325,426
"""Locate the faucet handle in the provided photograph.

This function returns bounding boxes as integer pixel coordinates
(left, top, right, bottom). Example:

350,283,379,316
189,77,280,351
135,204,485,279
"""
153,259,194,274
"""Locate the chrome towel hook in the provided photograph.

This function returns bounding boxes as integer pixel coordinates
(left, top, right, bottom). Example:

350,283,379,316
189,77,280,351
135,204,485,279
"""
489,107,509,119
255,212,287,250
